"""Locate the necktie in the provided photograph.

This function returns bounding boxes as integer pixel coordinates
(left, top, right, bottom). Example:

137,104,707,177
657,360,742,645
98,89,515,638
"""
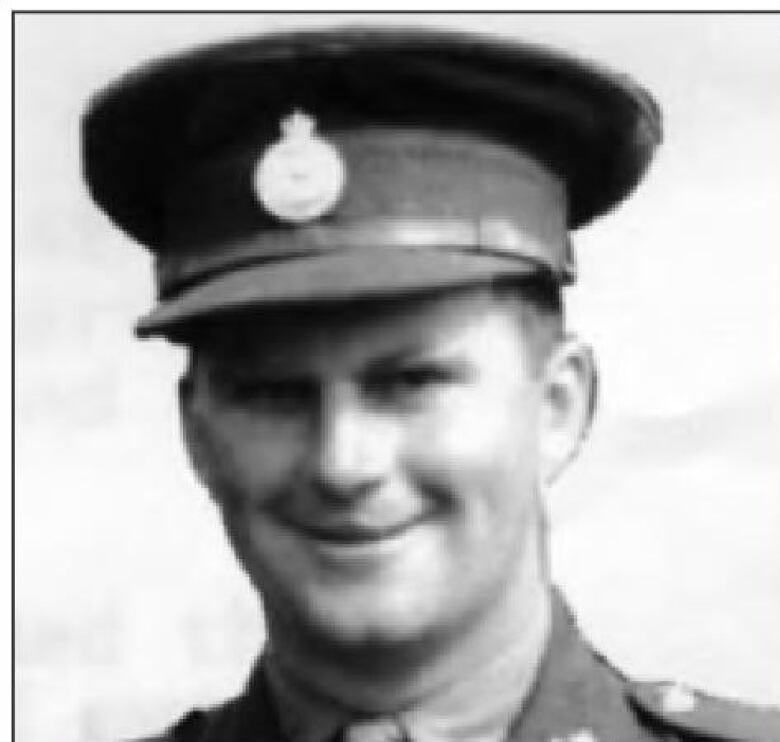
333,718,409,742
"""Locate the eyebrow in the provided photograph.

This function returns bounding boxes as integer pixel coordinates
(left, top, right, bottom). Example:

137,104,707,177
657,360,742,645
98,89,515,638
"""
360,344,473,377
202,334,473,381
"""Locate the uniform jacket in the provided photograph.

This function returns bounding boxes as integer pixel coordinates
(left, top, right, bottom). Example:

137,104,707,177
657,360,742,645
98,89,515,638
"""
134,594,780,742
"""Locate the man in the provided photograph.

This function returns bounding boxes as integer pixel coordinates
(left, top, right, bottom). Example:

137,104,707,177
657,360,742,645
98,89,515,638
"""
81,25,779,742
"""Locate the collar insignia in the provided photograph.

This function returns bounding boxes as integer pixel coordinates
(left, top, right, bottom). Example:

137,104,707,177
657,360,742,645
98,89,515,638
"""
660,683,698,714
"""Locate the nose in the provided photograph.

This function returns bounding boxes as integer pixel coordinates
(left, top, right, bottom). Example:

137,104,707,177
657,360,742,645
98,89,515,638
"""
308,382,395,500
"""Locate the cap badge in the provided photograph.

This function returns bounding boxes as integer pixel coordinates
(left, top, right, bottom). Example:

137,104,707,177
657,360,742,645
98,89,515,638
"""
253,110,346,224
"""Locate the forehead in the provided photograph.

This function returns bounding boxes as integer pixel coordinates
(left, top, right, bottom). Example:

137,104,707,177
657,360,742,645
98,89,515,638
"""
188,286,525,373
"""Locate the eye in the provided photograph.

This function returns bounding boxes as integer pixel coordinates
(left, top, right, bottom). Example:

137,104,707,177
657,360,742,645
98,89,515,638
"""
395,365,455,388
216,375,318,412
364,363,461,403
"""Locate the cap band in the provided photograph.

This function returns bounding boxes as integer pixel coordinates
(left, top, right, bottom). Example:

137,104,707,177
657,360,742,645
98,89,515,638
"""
158,128,571,299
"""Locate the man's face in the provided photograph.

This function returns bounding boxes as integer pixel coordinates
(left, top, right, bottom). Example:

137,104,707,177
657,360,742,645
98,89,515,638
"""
181,287,553,649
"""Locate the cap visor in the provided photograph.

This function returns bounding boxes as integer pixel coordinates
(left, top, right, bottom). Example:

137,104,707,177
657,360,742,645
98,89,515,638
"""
136,248,543,338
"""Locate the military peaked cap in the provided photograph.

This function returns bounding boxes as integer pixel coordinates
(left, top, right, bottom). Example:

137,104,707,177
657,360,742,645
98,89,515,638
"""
81,26,662,338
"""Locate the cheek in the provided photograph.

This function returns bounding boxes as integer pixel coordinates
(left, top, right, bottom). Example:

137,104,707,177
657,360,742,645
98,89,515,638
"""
191,406,307,505
404,386,541,530
399,390,542,601
410,384,539,480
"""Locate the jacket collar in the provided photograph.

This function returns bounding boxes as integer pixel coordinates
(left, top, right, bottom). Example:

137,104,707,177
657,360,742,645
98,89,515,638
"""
506,591,644,742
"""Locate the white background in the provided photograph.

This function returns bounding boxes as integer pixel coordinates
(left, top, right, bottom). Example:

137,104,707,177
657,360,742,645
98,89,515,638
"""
14,12,780,742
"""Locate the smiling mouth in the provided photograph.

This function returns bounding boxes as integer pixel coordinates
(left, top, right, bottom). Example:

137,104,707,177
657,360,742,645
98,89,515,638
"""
294,519,418,545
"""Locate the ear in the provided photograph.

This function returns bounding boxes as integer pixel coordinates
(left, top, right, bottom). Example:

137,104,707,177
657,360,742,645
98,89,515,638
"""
538,336,598,487
178,372,212,492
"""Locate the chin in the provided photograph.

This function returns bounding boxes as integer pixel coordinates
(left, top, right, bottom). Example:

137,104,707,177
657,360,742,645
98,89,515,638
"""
283,584,441,651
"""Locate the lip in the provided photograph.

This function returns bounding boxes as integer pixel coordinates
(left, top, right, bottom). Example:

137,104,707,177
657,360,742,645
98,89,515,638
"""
289,518,420,546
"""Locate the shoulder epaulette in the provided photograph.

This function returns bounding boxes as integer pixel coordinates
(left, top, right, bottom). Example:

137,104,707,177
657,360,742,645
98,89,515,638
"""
168,710,210,741
629,681,780,742
124,709,208,742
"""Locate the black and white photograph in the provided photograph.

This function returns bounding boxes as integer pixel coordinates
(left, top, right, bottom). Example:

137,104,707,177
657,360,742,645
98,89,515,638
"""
14,12,780,742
